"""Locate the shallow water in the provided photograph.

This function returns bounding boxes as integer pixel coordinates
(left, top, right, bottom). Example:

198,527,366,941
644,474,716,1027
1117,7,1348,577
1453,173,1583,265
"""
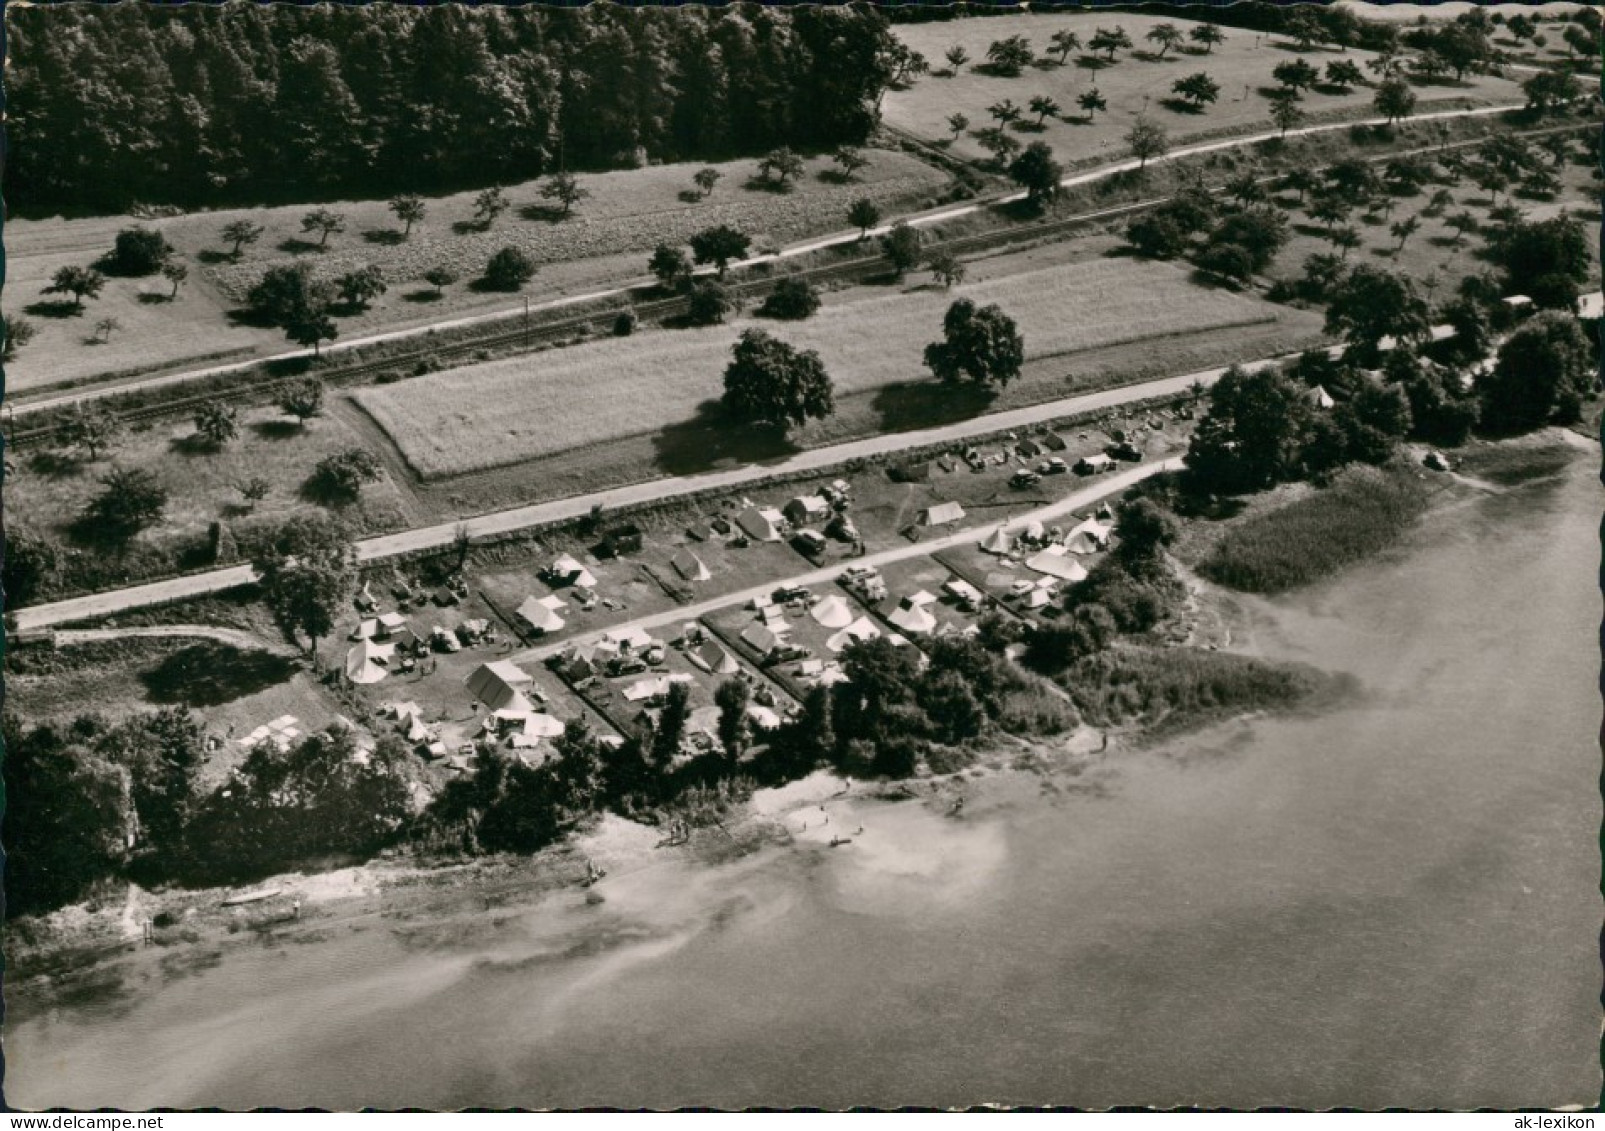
8,459,1600,1110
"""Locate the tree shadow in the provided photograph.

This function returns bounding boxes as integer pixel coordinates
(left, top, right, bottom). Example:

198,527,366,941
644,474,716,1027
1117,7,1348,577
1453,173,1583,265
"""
872,378,998,434
650,400,801,476
298,473,361,509
1160,97,1207,115
677,189,706,204
815,168,854,185
1012,120,1049,133
225,306,280,329
28,451,85,477
169,432,222,458
250,419,305,441
80,335,110,347
363,228,408,246
264,354,317,379
468,276,522,294
198,248,236,265
137,292,175,305
1075,55,1113,70
24,299,84,320
451,219,493,236
277,237,325,255
140,642,298,707
1132,50,1173,63
742,177,797,195
517,203,571,223
402,289,444,304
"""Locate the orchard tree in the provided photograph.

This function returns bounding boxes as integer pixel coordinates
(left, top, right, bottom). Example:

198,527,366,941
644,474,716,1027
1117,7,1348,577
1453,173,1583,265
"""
56,403,122,461
1028,94,1062,126
1523,69,1581,115
484,246,537,291
254,513,358,662
944,44,970,72
758,276,821,321
3,313,38,362
758,146,805,187
1189,23,1226,53
948,112,971,142
1445,210,1479,247
924,299,1024,391
1273,59,1320,94
336,265,387,311
833,145,870,181
161,262,189,299
882,221,922,278
1078,87,1108,120
690,225,752,278
988,98,1024,128
1126,115,1170,171
1390,216,1421,253
193,400,239,449
721,329,835,434
1324,59,1366,92
1172,72,1221,110
1049,30,1082,64
692,167,723,199
1146,23,1184,59
94,317,123,343
1374,77,1418,125
1282,7,1325,51
44,266,106,312
649,243,693,291
976,127,1022,166
1267,88,1306,137
1090,26,1133,61
1009,141,1063,211
985,34,1035,76
541,171,589,216
929,252,966,289
276,376,326,426
848,197,882,239
311,448,383,502
108,227,173,275
300,207,346,248
473,186,510,228
220,219,265,259
289,311,338,357
388,194,426,237
247,262,333,327
423,266,458,297
686,280,734,326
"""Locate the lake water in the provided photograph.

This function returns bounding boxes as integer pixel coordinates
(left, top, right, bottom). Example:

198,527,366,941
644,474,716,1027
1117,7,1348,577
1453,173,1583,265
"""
8,454,1600,1110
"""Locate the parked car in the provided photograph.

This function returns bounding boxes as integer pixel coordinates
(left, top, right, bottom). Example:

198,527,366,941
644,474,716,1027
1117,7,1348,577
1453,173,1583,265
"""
1037,457,1069,475
1107,442,1143,462
1010,469,1041,489
793,529,828,556
606,655,648,677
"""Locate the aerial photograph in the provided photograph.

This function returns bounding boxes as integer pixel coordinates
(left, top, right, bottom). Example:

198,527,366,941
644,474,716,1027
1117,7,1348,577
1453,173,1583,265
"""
1,0,1599,1111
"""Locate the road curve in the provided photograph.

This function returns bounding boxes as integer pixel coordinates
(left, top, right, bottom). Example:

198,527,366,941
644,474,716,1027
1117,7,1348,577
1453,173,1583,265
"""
12,99,1526,418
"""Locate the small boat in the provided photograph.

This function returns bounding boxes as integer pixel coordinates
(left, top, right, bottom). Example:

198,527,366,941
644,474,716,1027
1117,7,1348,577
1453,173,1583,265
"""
828,836,853,848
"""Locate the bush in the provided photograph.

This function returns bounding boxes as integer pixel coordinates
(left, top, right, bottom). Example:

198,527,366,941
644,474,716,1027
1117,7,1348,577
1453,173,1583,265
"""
612,309,638,336
1067,647,1324,732
759,276,822,320
686,279,734,326
310,448,383,501
107,226,174,275
484,246,537,291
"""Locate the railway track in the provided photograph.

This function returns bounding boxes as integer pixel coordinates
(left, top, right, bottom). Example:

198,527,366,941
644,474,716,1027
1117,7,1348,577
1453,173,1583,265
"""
9,117,1591,450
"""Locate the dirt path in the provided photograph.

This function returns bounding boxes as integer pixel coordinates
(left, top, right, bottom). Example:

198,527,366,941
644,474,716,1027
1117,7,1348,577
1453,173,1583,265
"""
50,624,297,656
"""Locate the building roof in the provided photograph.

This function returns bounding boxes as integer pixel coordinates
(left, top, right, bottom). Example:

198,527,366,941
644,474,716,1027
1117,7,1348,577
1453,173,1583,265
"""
515,596,565,635
735,507,782,542
979,527,1015,555
1026,549,1089,583
548,554,598,589
919,501,967,526
810,594,854,629
741,623,782,655
465,661,535,712
887,602,937,635
345,639,394,685
671,550,711,582
691,641,740,675
826,616,882,654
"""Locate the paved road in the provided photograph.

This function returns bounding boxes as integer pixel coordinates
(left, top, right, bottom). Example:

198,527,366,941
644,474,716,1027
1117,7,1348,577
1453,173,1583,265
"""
12,99,1527,417
511,458,1185,668
10,373,1212,633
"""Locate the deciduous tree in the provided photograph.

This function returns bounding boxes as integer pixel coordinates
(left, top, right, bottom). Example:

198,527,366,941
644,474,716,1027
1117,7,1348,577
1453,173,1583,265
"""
721,329,835,433
924,299,1024,390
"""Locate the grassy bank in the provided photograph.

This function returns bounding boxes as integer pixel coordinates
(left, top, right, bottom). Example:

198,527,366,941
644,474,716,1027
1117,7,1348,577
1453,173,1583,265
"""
1198,465,1429,594
1066,645,1329,734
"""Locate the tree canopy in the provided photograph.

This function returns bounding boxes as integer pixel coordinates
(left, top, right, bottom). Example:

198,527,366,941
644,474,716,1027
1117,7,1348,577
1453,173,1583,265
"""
923,299,1024,391
721,329,835,433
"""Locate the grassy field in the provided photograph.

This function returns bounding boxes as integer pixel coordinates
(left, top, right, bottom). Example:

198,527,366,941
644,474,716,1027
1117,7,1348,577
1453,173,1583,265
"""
884,11,1530,168
354,257,1284,480
6,149,948,394
9,402,413,598
1198,464,1430,594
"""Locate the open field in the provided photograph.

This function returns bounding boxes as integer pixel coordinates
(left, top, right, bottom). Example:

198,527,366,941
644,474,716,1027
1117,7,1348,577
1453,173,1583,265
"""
354,257,1285,481
884,11,1531,167
7,403,413,597
6,150,948,394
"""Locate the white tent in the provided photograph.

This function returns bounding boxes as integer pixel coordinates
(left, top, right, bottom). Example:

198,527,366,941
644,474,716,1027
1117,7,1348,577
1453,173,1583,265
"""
466,661,536,712
979,527,1015,556
736,507,783,542
887,600,937,636
1068,517,1113,548
747,704,783,731
548,553,598,589
348,618,379,641
908,589,938,607
1026,549,1089,583
624,674,692,703
918,501,966,527
826,616,882,654
602,625,655,654
671,550,711,582
515,596,566,635
944,579,985,607
783,496,830,526
810,594,854,629
1307,385,1336,410
345,639,395,685
1022,587,1053,610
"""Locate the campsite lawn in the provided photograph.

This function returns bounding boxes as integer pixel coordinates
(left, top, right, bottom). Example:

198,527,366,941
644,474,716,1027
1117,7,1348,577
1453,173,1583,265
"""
884,10,1531,168
352,255,1300,481
7,149,947,395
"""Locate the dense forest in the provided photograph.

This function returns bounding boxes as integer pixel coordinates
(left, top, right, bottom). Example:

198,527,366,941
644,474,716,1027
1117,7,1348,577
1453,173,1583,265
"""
6,2,900,215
